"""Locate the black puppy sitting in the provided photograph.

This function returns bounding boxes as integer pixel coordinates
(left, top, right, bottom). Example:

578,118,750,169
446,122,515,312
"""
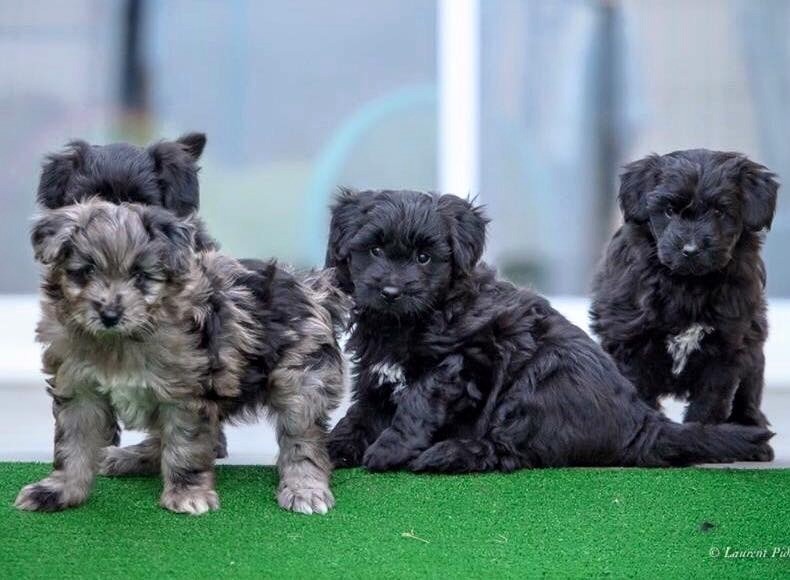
37,132,215,249
325,188,772,472
590,150,777,451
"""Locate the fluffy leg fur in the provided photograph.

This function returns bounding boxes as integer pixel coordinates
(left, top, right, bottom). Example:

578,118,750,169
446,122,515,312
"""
269,363,341,515
328,400,393,468
729,354,770,431
100,428,229,476
214,429,229,459
363,355,467,472
16,393,116,511
100,436,162,476
158,406,219,515
683,365,740,424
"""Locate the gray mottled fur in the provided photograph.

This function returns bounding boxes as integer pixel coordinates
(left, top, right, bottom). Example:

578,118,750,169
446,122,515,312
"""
16,200,348,515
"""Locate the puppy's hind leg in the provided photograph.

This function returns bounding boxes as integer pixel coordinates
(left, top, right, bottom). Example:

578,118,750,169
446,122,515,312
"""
269,362,342,515
100,436,161,476
729,353,770,429
101,426,228,476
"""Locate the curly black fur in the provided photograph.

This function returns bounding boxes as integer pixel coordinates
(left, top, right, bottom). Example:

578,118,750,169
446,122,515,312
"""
591,150,777,462
36,132,215,249
326,189,773,473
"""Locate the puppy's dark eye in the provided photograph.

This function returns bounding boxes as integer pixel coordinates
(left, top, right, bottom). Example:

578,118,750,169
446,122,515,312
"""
66,265,94,285
370,247,384,258
416,252,431,265
132,267,159,283
712,208,724,218
664,207,675,218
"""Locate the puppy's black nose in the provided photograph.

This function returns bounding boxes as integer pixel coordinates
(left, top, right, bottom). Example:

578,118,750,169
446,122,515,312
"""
682,243,699,258
99,308,122,328
380,286,402,302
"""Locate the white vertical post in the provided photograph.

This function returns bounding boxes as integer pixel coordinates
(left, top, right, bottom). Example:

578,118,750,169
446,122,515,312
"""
438,0,481,198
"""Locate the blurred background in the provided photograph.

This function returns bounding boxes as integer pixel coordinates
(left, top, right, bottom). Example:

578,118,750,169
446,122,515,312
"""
0,0,788,461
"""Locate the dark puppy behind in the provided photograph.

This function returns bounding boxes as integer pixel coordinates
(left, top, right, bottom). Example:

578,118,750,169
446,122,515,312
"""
37,132,215,249
325,189,772,473
590,150,777,457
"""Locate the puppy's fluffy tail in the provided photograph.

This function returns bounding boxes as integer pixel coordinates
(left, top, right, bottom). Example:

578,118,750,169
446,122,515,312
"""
638,419,773,466
302,268,352,333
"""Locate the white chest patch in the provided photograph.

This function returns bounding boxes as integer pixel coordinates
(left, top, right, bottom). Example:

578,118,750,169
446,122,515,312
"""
666,324,714,376
371,361,408,396
95,375,160,430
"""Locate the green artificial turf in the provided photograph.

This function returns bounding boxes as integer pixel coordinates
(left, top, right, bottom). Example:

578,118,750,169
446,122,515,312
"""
1,464,789,579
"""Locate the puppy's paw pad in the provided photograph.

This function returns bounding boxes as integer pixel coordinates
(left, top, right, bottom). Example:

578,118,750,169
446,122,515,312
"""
160,488,219,515
15,481,67,512
278,485,335,515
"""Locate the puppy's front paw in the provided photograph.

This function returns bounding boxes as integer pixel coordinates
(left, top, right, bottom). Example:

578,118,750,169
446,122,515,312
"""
160,487,219,515
362,436,415,472
277,483,335,515
749,443,774,462
327,437,365,468
15,477,86,512
410,440,462,473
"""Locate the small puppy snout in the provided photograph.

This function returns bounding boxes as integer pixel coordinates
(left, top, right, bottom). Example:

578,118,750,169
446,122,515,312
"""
380,286,402,301
681,243,699,257
99,307,122,328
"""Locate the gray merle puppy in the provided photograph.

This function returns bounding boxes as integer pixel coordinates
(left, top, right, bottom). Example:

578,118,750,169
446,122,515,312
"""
325,189,772,473
590,150,777,459
16,200,348,514
36,132,229,457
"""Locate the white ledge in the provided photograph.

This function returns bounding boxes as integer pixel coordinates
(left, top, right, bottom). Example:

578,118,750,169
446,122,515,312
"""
0,294,788,389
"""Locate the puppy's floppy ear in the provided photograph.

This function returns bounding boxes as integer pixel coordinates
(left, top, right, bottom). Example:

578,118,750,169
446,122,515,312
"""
325,187,366,294
147,133,206,216
736,157,778,231
138,206,196,276
37,141,90,209
31,207,81,264
437,194,488,275
618,154,663,223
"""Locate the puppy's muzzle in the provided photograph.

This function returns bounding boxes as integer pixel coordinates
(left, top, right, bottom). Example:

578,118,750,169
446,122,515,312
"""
97,302,124,328
681,243,699,258
379,286,402,302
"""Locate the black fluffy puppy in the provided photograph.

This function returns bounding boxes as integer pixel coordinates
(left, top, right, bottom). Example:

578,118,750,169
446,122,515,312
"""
325,189,772,473
37,132,215,249
590,150,777,454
